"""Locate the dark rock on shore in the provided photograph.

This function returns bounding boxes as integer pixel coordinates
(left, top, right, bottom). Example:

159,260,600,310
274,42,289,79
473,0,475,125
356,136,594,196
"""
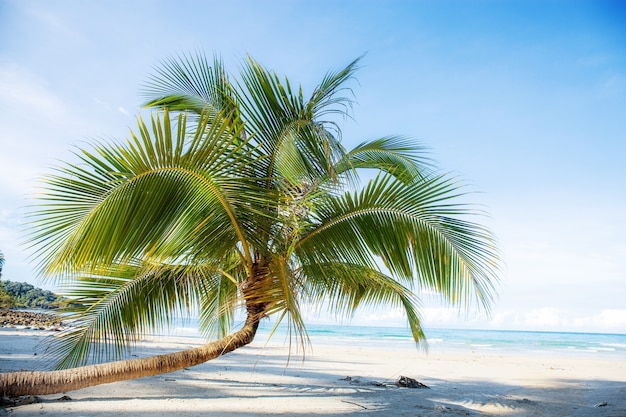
395,375,430,389
0,395,42,407
0,309,65,330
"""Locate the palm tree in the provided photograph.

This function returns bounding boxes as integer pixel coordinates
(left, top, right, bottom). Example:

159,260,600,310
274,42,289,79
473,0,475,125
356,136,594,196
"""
0,250,4,279
0,54,500,396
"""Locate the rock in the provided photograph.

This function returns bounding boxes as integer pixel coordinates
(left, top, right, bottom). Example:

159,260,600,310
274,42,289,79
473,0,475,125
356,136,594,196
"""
0,309,64,330
395,375,429,389
0,395,42,407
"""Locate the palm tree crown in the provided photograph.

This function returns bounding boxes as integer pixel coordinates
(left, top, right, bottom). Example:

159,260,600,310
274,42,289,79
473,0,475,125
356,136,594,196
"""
29,54,500,369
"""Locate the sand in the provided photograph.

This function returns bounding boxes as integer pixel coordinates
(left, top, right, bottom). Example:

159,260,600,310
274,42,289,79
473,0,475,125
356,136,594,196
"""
1,328,625,416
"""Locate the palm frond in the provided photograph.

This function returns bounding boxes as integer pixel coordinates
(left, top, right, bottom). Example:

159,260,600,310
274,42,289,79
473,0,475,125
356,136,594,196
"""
27,109,270,277
196,249,245,340
334,136,435,185
236,56,348,187
267,256,310,353
299,261,426,344
48,262,222,368
296,173,500,310
307,55,361,139
142,52,237,116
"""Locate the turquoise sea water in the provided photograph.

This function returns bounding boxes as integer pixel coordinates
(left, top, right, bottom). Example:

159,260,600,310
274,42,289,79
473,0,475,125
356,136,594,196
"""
167,319,626,358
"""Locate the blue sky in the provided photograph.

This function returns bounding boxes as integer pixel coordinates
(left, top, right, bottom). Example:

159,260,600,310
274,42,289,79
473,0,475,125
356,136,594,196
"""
1,0,624,333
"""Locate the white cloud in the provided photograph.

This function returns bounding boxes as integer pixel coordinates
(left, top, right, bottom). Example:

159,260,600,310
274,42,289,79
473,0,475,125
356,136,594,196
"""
520,308,562,328
0,64,76,196
570,309,626,331
491,203,626,316
471,308,626,334
0,64,68,119
339,303,626,334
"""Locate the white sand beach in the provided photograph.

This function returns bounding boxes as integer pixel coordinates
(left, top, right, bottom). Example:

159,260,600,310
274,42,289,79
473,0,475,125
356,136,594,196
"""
1,328,625,416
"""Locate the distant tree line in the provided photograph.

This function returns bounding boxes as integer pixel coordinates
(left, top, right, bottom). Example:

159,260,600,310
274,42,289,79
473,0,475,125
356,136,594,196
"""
0,280,66,309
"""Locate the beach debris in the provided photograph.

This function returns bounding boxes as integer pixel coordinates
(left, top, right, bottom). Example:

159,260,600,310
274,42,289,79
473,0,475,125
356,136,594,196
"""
340,375,429,389
341,399,368,410
594,401,608,407
339,376,385,386
56,395,72,401
395,375,429,389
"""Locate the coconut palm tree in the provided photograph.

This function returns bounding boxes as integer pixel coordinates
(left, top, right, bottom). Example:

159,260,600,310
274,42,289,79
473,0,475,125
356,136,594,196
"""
0,250,4,279
0,54,499,396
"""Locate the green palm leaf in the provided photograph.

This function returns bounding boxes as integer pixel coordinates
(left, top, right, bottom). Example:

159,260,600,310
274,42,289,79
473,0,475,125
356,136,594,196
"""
235,56,349,187
142,53,238,117
49,263,207,368
297,173,498,309
335,136,435,184
299,261,426,344
29,110,265,277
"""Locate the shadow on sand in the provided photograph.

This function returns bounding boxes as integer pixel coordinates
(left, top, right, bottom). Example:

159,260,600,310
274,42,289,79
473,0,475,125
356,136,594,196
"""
1,330,625,416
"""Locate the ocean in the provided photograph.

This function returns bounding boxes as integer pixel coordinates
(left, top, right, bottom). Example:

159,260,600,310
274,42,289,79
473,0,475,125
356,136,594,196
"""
165,319,626,359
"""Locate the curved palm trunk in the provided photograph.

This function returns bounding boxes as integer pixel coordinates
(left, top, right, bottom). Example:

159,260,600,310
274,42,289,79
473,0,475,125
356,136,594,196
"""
0,313,262,397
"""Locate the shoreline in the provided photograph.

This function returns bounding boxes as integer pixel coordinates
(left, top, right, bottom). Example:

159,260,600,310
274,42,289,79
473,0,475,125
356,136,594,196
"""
2,328,625,416
3,309,625,358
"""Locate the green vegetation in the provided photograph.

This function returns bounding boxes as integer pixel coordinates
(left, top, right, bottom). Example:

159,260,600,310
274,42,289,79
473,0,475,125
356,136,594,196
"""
0,280,66,309
0,288,14,308
0,53,500,396
30,53,499,368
